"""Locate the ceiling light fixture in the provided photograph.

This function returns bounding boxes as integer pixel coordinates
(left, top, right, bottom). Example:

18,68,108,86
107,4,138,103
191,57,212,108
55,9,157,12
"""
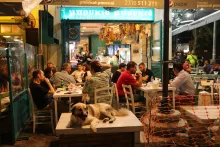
3,36,10,38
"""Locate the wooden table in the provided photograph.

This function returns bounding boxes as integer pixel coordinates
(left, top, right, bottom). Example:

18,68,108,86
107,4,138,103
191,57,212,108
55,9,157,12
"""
180,106,220,125
139,86,176,110
53,90,83,124
56,111,143,147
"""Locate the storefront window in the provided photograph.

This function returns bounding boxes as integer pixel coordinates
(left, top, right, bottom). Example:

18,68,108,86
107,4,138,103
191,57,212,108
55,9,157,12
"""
8,42,26,98
0,24,23,34
25,43,36,79
152,42,161,62
152,23,160,41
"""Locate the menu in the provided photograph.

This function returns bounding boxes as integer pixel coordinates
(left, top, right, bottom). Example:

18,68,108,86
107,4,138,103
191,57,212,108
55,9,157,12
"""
42,0,220,9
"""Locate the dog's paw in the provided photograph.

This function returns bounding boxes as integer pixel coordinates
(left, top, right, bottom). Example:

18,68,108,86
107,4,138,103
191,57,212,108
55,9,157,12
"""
109,118,116,123
103,118,109,123
91,127,97,133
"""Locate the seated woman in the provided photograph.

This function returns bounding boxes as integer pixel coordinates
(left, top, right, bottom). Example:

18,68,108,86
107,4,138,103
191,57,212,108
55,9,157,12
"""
111,63,126,83
82,64,92,82
44,67,54,79
82,61,111,104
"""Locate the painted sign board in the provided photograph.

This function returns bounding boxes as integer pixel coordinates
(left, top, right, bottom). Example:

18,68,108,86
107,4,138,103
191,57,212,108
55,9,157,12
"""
60,7,155,21
42,0,220,9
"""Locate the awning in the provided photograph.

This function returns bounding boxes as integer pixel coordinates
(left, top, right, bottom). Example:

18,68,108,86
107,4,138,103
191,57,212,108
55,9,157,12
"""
22,0,42,16
172,10,220,36
0,0,41,17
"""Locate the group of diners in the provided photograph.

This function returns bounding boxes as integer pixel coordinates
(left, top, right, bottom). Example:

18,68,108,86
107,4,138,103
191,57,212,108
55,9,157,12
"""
29,60,196,112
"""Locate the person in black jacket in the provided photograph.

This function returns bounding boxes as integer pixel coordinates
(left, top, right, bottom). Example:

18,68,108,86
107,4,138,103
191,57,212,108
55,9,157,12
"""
111,63,126,83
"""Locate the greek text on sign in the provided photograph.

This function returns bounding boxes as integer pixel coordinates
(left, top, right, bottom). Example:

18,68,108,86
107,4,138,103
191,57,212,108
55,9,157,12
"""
60,7,155,21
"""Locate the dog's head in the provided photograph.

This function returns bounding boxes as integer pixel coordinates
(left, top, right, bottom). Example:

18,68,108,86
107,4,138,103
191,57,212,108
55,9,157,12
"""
71,103,88,121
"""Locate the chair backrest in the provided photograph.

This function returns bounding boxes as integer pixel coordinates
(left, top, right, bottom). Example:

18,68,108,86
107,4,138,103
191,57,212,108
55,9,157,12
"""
28,88,36,113
217,77,220,83
122,84,135,113
113,83,119,109
94,86,114,105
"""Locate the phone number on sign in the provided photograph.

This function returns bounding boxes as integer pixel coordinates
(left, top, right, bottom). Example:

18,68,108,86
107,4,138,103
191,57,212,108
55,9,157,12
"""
125,0,158,7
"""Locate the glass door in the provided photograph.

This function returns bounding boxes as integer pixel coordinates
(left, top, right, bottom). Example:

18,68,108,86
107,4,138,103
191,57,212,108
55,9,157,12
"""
151,20,162,79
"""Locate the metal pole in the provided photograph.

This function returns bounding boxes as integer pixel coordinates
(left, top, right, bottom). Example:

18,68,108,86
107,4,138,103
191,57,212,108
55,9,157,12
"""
212,21,216,62
162,0,170,98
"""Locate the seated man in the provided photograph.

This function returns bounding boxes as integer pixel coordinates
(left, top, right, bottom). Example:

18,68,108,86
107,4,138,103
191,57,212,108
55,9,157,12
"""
51,63,76,87
29,70,55,109
171,62,195,95
71,63,84,83
138,62,154,83
82,61,111,104
117,61,144,103
111,63,126,83
170,62,195,106
203,60,213,74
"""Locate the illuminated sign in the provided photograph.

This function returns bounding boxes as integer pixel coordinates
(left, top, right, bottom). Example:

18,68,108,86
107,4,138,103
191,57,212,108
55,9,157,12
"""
42,0,220,9
60,7,155,21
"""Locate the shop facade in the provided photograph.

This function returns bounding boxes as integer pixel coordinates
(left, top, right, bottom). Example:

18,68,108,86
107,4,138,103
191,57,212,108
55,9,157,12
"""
60,7,163,79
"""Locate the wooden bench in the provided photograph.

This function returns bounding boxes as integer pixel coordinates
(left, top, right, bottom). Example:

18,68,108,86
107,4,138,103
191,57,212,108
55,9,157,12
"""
56,111,144,147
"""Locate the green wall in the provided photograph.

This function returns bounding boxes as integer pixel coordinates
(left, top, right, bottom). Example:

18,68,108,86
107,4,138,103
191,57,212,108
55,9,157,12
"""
89,35,106,56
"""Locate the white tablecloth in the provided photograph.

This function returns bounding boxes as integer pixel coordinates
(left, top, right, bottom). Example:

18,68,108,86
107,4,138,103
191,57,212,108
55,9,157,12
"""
53,89,83,124
139,86,176,110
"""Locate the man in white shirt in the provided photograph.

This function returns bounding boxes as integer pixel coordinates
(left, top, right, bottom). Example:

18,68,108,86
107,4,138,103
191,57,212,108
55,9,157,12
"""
71,63,84,83
171,62,195,95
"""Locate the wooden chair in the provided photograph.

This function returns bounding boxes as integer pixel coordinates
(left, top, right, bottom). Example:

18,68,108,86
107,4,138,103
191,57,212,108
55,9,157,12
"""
122,84,145,117
28,88,54,133
113,83,120,109
94,87,114,105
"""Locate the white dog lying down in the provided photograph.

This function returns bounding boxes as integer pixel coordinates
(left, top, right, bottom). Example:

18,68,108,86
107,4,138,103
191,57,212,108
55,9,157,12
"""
70,103,128,132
